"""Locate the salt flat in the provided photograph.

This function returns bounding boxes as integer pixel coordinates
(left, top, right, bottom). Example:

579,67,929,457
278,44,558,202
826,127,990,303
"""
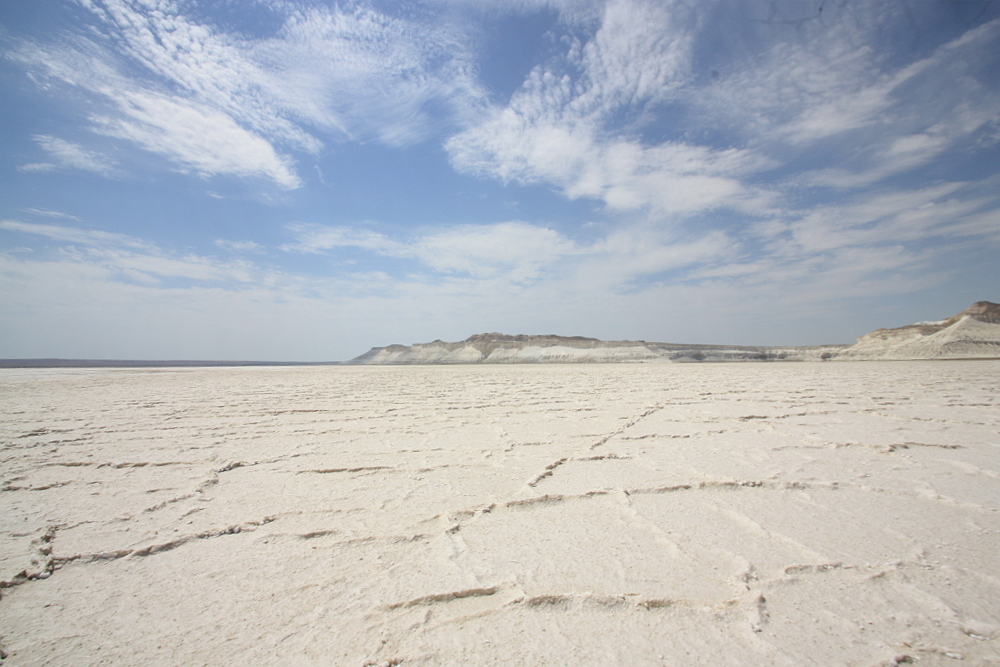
1,362,999,666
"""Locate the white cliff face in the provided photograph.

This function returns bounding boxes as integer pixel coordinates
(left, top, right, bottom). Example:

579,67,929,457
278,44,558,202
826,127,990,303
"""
350,333,845,365
354,341,657,364
837,302,1000,360
347,302,1000,364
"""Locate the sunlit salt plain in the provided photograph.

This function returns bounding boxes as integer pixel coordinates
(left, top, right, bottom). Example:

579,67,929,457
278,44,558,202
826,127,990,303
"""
2,361,999,666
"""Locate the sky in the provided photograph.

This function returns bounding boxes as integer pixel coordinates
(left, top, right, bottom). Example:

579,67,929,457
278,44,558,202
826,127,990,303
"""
1,0,998,361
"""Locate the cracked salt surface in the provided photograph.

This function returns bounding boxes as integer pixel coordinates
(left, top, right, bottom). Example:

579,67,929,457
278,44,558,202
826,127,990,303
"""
1,361,999,666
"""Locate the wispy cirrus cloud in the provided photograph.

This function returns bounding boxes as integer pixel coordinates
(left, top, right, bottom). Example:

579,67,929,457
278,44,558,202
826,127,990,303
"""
449,1,1000,222
416,222,578,280
697,11,1000,190
0,219,149,249
772,184,996,255
0,219,254,284
8,0,483,187
215,239,265,254
19,135,119,176
447,0,768,216
21,208,83,221
8,28,304,188
257,5,482,146
281,224,398,255
283,220,579,282
90,90,302,188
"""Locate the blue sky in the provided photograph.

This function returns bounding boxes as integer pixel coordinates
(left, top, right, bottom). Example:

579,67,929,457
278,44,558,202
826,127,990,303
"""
1,0,998,361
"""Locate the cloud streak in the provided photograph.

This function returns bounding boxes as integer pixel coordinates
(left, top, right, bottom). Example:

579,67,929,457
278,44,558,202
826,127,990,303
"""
8,0,484,187
19,135,119,176
0,219,254,284
283,221,579,283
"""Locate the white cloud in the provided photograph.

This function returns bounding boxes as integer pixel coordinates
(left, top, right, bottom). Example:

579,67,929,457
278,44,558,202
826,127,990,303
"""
215,239,265,253
0,219,254,284
0,219,965,360
588,227,734,279
258,5,482,146
770,183,995,256
449,117,770,214
21,208,83,221
281,224,399,255
277,158,1000,297
91,90,302,188
414,222,578,280
19,135,119,176
4,2,999,358
707,13,1000,188
17,163,56,174
92,249,254,283
73,0,325,153
449,2,1000,219
804,100,996,189
8,0,485,186
0,219,149,249
283,221,579,283
446,0,777,216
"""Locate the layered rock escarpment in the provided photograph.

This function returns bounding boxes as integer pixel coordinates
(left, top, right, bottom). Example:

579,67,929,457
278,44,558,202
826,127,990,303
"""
836,301,1000,360
349,301,1000,364
349,333,845,364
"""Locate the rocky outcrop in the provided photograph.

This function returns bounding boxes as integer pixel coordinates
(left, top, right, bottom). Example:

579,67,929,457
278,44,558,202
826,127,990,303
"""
349,302,1000,365
836,301,1000,360
349,333,845,365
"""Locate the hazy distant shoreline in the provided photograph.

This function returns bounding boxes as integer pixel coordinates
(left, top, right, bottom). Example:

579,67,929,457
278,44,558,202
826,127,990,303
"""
0,359,342,369
4,301,997,368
